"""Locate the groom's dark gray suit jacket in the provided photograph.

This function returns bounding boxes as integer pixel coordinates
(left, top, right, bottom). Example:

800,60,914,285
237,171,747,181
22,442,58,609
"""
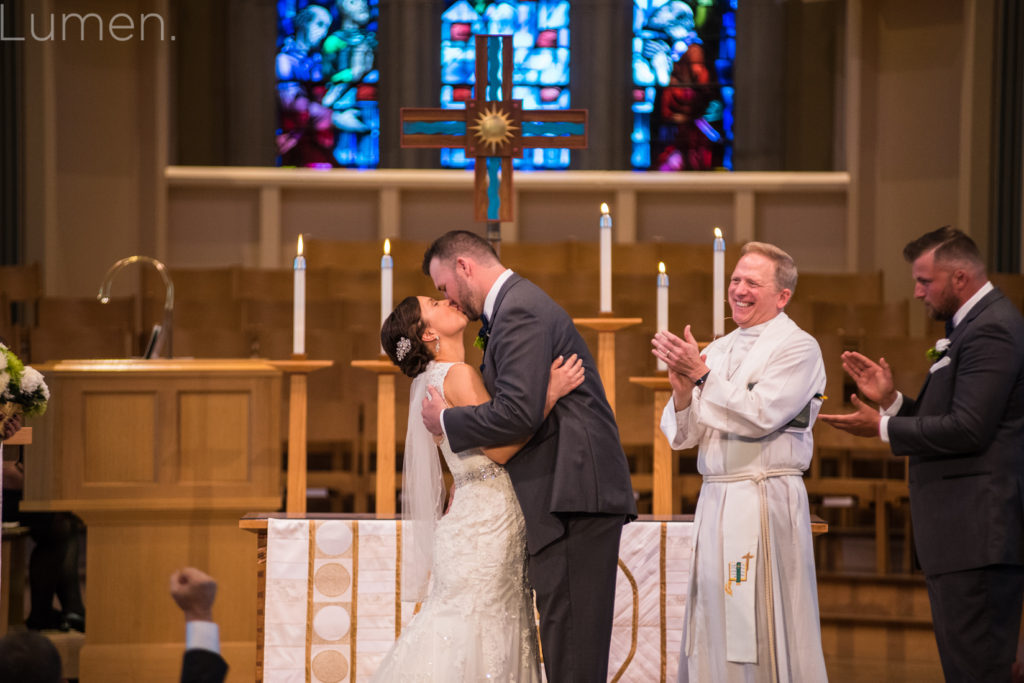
444,274,637,553
889,288,1024,576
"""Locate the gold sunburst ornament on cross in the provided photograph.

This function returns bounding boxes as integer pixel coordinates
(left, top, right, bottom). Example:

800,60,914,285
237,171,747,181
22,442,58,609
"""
469,102,519,154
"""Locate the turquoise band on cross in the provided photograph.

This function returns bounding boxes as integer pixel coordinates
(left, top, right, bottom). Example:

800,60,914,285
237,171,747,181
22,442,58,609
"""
404,121,466,135
486,157,501,221
523,121,585,136
487,36,501,101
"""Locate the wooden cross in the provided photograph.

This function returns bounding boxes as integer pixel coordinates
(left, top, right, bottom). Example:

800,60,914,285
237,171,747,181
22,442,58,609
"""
400,34,588,246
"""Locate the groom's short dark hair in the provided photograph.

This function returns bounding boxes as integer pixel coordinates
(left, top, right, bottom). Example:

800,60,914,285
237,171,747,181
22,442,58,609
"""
422,230,499,275
903,225,985,274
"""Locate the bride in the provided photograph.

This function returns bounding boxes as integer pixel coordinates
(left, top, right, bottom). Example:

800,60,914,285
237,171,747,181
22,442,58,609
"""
373,295,583,682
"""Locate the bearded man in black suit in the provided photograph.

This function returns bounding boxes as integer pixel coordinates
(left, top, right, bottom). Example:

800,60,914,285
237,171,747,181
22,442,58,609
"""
822,226,1024,682
420,230,637,682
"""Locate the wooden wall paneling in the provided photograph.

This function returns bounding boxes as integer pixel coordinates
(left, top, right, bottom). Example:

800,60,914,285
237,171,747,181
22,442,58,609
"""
812,300,910,338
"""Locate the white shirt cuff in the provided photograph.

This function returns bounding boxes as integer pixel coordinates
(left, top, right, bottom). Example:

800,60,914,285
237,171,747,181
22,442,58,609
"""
439,407,449,440
880,392,903,416
186,620,220,654
878,392,903,443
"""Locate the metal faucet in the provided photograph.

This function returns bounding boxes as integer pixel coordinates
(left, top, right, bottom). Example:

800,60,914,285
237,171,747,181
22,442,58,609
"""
98,255,174,358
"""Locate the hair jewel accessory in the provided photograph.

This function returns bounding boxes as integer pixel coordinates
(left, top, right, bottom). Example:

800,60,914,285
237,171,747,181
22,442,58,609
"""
395,337,412,362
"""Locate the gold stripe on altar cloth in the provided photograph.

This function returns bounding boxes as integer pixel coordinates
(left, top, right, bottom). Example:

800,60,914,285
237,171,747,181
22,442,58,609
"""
610,559,640,682
305,521,316,681
394,521,401,640
661,521,667,683
350,521,359,682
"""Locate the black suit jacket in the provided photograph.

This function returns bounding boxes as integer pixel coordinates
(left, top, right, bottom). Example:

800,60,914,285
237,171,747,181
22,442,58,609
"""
181,648,228,683
889,288,1024,575
445,274,637,553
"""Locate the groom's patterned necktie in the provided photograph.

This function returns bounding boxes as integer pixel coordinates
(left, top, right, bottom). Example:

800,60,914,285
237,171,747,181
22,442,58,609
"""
477,313,491,372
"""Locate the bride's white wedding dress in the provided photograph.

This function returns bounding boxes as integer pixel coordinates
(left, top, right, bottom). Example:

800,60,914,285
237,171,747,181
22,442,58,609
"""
371,361,541,682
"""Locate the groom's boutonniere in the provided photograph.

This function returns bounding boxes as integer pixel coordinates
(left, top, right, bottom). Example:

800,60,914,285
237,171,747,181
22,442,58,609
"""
926,337,951,363
474,328,489,351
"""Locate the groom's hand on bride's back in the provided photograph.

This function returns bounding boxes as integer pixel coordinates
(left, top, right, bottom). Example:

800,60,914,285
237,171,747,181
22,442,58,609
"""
422,386,445,436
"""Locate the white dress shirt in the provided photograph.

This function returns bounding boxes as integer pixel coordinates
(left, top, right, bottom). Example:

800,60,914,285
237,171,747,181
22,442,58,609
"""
438,269,514,437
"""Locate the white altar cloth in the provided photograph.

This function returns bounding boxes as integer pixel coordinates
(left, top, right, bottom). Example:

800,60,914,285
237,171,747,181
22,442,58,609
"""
262,517,692,682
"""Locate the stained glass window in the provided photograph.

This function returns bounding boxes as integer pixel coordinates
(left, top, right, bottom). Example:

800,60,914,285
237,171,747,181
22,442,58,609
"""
631,0,735,171
441,0,573,170
275,0,380,169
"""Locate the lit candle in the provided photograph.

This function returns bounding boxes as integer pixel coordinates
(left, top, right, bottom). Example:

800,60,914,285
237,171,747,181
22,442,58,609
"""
713,227,725,338
600,203,612,313
293,234,306,356
381,238,393,331
657,261,669,371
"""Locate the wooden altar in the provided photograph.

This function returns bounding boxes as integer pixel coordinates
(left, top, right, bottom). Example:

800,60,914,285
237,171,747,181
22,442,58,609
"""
24,359,283,683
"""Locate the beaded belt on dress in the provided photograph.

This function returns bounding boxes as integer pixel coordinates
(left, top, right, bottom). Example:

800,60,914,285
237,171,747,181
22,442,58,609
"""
453,462,505,488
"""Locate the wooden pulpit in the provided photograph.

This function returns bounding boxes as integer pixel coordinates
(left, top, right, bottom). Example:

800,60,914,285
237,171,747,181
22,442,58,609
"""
23,359,283,683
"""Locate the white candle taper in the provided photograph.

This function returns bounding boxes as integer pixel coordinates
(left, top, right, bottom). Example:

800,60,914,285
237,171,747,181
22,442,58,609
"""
657,261,668,371
381,238,393,332
713,227,725,338
600,203,612,313
293,234,306,355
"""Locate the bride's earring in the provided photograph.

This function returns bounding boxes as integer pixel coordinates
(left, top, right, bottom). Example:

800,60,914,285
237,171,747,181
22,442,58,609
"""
435,338,441,354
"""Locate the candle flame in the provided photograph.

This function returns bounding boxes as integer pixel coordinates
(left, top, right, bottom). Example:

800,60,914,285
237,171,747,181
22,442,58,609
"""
297,234,304,256
714,227,722,239
600,202,609,215
658,261,666,274
384,238,391,256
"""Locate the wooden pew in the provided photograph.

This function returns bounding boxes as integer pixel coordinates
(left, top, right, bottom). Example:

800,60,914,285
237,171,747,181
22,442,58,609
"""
0,263,42,352
29,295,137,362
798,271,884,304
812,301,910,338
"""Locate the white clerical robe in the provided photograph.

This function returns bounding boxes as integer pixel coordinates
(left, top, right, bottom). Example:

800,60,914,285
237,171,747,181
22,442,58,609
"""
661,313,828,683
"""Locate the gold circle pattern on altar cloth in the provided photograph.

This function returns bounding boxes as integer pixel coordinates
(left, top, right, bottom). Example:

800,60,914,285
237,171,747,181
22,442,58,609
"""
311,649,349,683
315,563,351,598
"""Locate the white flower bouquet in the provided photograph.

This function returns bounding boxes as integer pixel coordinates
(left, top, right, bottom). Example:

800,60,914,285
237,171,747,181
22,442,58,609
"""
0,342,50,432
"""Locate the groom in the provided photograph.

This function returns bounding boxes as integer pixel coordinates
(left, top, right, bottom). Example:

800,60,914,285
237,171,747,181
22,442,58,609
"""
421,230,637,682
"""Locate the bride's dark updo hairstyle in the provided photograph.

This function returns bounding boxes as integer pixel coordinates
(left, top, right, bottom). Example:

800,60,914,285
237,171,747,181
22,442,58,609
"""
381,296,433,378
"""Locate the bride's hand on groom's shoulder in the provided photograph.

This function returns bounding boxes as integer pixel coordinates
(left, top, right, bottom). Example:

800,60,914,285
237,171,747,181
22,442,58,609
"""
548,354,585,408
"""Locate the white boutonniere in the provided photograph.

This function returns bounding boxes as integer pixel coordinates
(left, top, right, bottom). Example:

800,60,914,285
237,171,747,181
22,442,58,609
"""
926,337,950,363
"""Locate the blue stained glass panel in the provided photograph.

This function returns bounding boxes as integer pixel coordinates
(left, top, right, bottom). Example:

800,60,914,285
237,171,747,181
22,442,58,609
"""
275,0,380,169
631,0,736,171
441,0,574,171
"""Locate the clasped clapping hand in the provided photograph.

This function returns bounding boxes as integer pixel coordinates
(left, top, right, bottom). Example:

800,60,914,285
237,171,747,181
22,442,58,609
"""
651,327,708,381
